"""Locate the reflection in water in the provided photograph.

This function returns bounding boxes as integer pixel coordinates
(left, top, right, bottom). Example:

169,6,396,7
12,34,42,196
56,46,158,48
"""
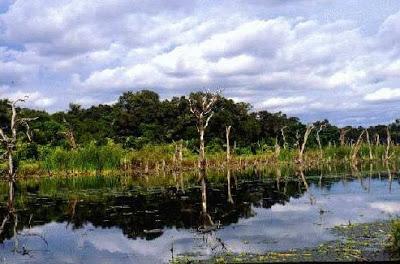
0,181,49,257
0,166,398,263
387,162,392,193
296,166,316,205
199,176,214,229
227,167,234,205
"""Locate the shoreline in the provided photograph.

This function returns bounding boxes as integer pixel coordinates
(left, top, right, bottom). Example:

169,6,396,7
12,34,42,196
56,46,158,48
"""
175,220,400,263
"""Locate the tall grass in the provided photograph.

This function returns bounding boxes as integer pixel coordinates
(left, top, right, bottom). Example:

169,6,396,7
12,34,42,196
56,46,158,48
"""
4,140,400,177
43,140,125,172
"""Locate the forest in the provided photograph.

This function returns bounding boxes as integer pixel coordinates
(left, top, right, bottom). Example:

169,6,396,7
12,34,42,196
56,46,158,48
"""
1,89,400,166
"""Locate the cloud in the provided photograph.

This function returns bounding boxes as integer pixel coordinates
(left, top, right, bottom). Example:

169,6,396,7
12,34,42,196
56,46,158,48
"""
262,96,308,108
364,88,400,102
377,10,400,52
34,97,56,107
1,0,400,125
73,96,100,106
0,88,56,108
369,202,400,213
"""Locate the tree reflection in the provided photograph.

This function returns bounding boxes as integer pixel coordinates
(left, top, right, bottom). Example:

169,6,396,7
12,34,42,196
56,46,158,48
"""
199,175,215,231
0,165,395,244
227,166,234,205
386,161,392,193
0,180,48,256
296,165,316,205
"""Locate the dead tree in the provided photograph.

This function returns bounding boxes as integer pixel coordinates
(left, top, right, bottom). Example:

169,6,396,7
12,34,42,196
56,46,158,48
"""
297,124,314,163
188,91,219,229
316,124,326,160
295,130,300,149
350,130,365,163
0,98,37,182
274,136,281,158
188,91,219,174
225,126,231,163
178,140,183,165
60,118,77,150
173,140,184,170
375,134,380,146
385,126,391,161
365,129,373,160
280,126,288,149
339,128,350,146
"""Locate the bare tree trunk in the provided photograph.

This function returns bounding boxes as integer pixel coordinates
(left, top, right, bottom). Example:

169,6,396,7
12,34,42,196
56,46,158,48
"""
0,98,37,181
298,124,314,163
339,128,350,146
316,124,326,160
61,118,77,149
280,126,288,149
8,151,15,181
173,145,177,168
295,130,300,149
188,91,219,229
385,126,391,161
351,130,365,163
188,91,219,176
365,129,373,160
199,128,206,170
226,126,231,163
274,137,281,158
178,140,183,166
375,134,380,146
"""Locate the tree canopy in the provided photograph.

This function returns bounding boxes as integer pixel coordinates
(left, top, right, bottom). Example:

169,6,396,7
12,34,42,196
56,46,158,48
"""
1,90,399,155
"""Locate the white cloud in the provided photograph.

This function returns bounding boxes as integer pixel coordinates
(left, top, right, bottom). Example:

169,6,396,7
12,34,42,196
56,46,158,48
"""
0,88,56,108
211,55,261,76
1,0,400,125
369,202,400,213
73,96,100,106
364,88,400,102
262,96,308,108
34,97,56,107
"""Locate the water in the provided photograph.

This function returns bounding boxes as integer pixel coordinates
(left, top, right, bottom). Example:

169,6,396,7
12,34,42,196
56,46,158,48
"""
0,169,399,263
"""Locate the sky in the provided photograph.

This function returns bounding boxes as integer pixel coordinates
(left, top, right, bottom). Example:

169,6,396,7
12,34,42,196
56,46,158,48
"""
1,0,400,126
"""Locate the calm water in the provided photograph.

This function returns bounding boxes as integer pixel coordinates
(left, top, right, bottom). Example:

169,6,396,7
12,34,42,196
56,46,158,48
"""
0,168,399,263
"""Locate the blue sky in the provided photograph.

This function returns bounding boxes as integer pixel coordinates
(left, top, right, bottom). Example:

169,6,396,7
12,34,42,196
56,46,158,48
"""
1,0,400,126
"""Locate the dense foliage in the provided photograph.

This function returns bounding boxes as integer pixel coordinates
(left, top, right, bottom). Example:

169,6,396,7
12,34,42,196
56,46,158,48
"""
1,90,400,162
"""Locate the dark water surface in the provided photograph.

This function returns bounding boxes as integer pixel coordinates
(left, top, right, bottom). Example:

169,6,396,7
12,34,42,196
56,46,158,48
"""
0,169,399,263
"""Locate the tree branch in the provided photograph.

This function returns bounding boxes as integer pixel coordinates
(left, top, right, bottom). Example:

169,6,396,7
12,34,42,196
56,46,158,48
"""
204,112,214,129
0,128,8,142
14,117,38,142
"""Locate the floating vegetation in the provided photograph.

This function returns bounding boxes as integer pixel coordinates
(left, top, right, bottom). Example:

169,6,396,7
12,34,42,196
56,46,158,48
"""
175,221,400,263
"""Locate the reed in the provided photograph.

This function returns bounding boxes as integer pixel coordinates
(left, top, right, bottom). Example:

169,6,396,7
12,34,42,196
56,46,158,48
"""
2,142,400,178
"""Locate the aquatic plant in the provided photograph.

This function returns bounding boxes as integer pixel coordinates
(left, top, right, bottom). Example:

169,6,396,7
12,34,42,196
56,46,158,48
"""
390,219,400,252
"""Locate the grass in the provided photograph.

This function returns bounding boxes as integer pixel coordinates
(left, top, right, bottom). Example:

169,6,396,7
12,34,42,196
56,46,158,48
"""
2,142,400,177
